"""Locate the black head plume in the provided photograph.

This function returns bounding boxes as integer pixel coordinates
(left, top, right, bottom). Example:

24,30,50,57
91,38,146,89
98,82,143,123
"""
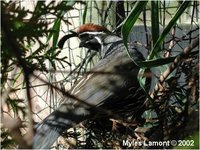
58,31,78,49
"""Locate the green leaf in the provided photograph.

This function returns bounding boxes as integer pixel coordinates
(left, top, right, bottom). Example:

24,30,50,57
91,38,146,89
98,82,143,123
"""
31,1,46,19
46,13,63,44
47,1,75,46
52,18,62,47
82,1,88,24
138,47,198,68
151,1,160,47
138,1,190,99
138,56,175,68
5,98,26,118
149,1,191,59
121,1,148,65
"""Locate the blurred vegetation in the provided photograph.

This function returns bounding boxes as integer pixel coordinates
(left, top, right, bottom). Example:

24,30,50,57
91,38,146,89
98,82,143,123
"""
1,0,199,149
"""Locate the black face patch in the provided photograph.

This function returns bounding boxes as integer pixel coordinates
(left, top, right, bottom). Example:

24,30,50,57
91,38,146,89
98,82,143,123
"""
79,33,101,51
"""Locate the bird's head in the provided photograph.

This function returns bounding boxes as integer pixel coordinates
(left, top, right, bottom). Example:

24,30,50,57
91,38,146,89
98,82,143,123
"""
58,23,144,62
58,23,112,51
77,24,112,51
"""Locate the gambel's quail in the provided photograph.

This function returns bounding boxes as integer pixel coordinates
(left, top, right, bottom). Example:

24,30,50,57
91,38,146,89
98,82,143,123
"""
33,24,147,149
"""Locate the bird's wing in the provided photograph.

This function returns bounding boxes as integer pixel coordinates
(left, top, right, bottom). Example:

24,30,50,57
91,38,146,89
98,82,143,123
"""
33,48,140,149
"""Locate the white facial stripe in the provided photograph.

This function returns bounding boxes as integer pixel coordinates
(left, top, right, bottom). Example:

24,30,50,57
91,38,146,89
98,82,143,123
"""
79,31,106,35
94,36,102,45
94,36,104,52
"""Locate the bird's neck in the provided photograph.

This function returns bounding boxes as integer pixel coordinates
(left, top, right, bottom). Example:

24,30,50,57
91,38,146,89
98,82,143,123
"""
100,35,123,58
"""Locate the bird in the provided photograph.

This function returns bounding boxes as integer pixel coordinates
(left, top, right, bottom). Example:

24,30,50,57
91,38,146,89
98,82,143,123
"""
32,23,147,149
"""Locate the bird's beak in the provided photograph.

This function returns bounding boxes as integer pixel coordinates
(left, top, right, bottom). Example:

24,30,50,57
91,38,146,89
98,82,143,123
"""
58,31,78,49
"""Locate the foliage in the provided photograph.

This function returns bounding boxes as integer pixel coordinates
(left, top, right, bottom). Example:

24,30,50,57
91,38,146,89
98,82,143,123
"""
121,1,199,149
1,1,77,148
1,0,199,149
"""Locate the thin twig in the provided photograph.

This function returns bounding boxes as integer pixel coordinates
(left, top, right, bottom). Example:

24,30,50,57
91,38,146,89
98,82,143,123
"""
150,37,199,99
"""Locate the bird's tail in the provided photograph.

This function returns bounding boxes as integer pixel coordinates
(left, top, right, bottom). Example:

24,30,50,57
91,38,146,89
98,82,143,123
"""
32,105,90,149
33,123,61,149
